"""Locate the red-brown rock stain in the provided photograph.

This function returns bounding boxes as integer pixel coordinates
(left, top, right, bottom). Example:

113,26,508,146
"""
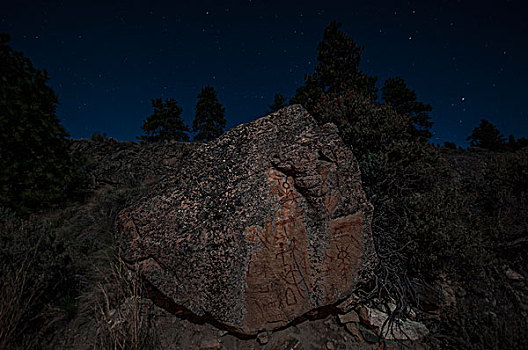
243,169,312,328
243,168,365,329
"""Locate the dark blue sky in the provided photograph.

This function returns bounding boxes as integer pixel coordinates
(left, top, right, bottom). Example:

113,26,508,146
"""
2,0,527,146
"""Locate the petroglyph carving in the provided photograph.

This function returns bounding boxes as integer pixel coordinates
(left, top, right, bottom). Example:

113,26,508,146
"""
117,105,376,334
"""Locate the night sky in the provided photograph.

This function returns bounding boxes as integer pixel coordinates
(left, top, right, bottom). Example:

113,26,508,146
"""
2,0,527,146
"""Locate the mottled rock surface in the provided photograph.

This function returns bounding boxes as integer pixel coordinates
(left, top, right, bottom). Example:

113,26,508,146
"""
116,105,376,334
69,138,194,189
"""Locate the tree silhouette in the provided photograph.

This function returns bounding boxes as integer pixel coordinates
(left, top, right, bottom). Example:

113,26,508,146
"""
193,86,226,142
140,98,190,142
268,93,288,113
382,77,433,141
0,33,79,213
291,21,377,112
443,141,457,149
506,135,528,151
467,119,506,151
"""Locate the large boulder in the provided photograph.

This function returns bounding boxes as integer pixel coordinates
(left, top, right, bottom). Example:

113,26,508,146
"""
116,105,376,334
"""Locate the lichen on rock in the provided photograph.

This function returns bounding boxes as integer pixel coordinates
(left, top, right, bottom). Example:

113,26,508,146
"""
116,105,376,334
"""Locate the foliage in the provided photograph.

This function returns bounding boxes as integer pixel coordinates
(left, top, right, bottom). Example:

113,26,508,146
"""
193,86,226,142
268,93,288,113
467,119,506,151
314,90,443,303
0,33,81,214
314,89,528,349
0,207,76,348
429,147,528,349
91,131,108,142
295,22,528,349
291,21,377,113
140,98,190,142
381,77,433,141
506,134,528,151
296,22,442,312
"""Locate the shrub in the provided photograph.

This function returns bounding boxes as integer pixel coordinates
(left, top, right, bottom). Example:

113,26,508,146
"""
313,90,444,309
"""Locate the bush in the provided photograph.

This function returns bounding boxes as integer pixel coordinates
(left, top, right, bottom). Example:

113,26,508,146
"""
313,90,445,309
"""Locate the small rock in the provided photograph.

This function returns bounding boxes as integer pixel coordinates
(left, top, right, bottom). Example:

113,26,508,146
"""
257,331,269,345
200,339,220,349
344,323,361,341
338,310,359,324
326,340,335,350
336,294,359,313
505,267,525,282
359,306,429,341
360,326,379,344
357,306,370,323
376,343,399,350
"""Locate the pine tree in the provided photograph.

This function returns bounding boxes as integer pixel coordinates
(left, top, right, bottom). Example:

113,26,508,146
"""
291,21,377,113
140,98,190,142
0,33,80,213
467,119,506,151
381,77,433,141
443,141,457,149
268,93,288,113
193,86,226,142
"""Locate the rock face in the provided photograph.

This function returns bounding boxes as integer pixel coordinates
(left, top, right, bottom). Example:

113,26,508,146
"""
116,105,376,335
69,139,194,189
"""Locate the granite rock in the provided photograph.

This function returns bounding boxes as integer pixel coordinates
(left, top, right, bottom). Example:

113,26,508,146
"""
116,105,376,334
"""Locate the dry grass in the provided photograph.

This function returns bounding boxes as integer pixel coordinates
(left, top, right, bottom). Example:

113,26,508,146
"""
0,217,63,349
92,257,158,350
0,256,39,349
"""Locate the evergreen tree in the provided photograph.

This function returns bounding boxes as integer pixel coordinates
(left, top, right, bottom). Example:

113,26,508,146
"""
443,141,457,149
382,77,433,141
515,137,528,150
193,86,226,142
268,93,288,113
313,89,442,308
291,21,377,113
467,119,506,151
506,135,528,151
0,33,79,213
140,98,190,142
